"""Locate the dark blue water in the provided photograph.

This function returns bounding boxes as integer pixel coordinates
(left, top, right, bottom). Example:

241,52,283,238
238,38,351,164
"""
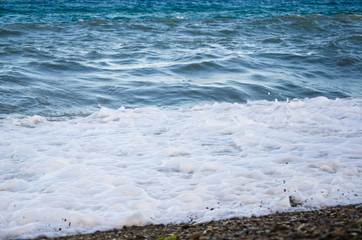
0,0,361,118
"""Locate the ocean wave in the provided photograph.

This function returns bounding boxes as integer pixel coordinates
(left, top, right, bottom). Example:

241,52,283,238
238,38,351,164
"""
1,1,361,238
1,11,361,119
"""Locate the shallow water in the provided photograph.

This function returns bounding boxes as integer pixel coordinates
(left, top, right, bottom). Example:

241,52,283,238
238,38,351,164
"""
1,0,361,117
0,1,361,239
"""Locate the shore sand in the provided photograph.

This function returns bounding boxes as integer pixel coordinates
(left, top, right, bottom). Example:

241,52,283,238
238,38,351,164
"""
35,204,361,240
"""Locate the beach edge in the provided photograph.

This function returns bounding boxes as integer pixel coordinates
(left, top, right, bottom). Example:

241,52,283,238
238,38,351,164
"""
33,203,361,240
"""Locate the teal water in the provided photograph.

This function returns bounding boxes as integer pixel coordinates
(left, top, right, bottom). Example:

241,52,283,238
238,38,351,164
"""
0,0,361,118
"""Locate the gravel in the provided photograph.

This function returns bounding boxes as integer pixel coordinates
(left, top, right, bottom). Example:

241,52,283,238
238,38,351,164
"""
35,204,361,240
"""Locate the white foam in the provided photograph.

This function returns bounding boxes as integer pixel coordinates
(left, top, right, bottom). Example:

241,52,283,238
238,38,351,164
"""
0,97,361,239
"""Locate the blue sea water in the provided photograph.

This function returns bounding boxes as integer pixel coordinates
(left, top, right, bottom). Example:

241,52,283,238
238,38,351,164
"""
0,0,361,118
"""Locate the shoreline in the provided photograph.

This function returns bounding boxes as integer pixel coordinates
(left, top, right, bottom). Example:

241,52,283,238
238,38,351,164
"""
34,204,361,240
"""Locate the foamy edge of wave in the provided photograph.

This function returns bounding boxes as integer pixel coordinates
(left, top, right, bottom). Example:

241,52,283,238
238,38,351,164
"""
0,97,361,239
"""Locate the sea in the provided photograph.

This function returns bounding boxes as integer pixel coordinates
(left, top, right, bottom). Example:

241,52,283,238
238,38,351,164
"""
0,0,361,239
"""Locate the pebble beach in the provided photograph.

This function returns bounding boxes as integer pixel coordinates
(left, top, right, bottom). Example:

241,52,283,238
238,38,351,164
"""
35,204,361,240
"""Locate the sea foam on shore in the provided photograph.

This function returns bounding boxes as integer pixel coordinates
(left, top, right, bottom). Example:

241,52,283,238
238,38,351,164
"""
1,97,361,239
